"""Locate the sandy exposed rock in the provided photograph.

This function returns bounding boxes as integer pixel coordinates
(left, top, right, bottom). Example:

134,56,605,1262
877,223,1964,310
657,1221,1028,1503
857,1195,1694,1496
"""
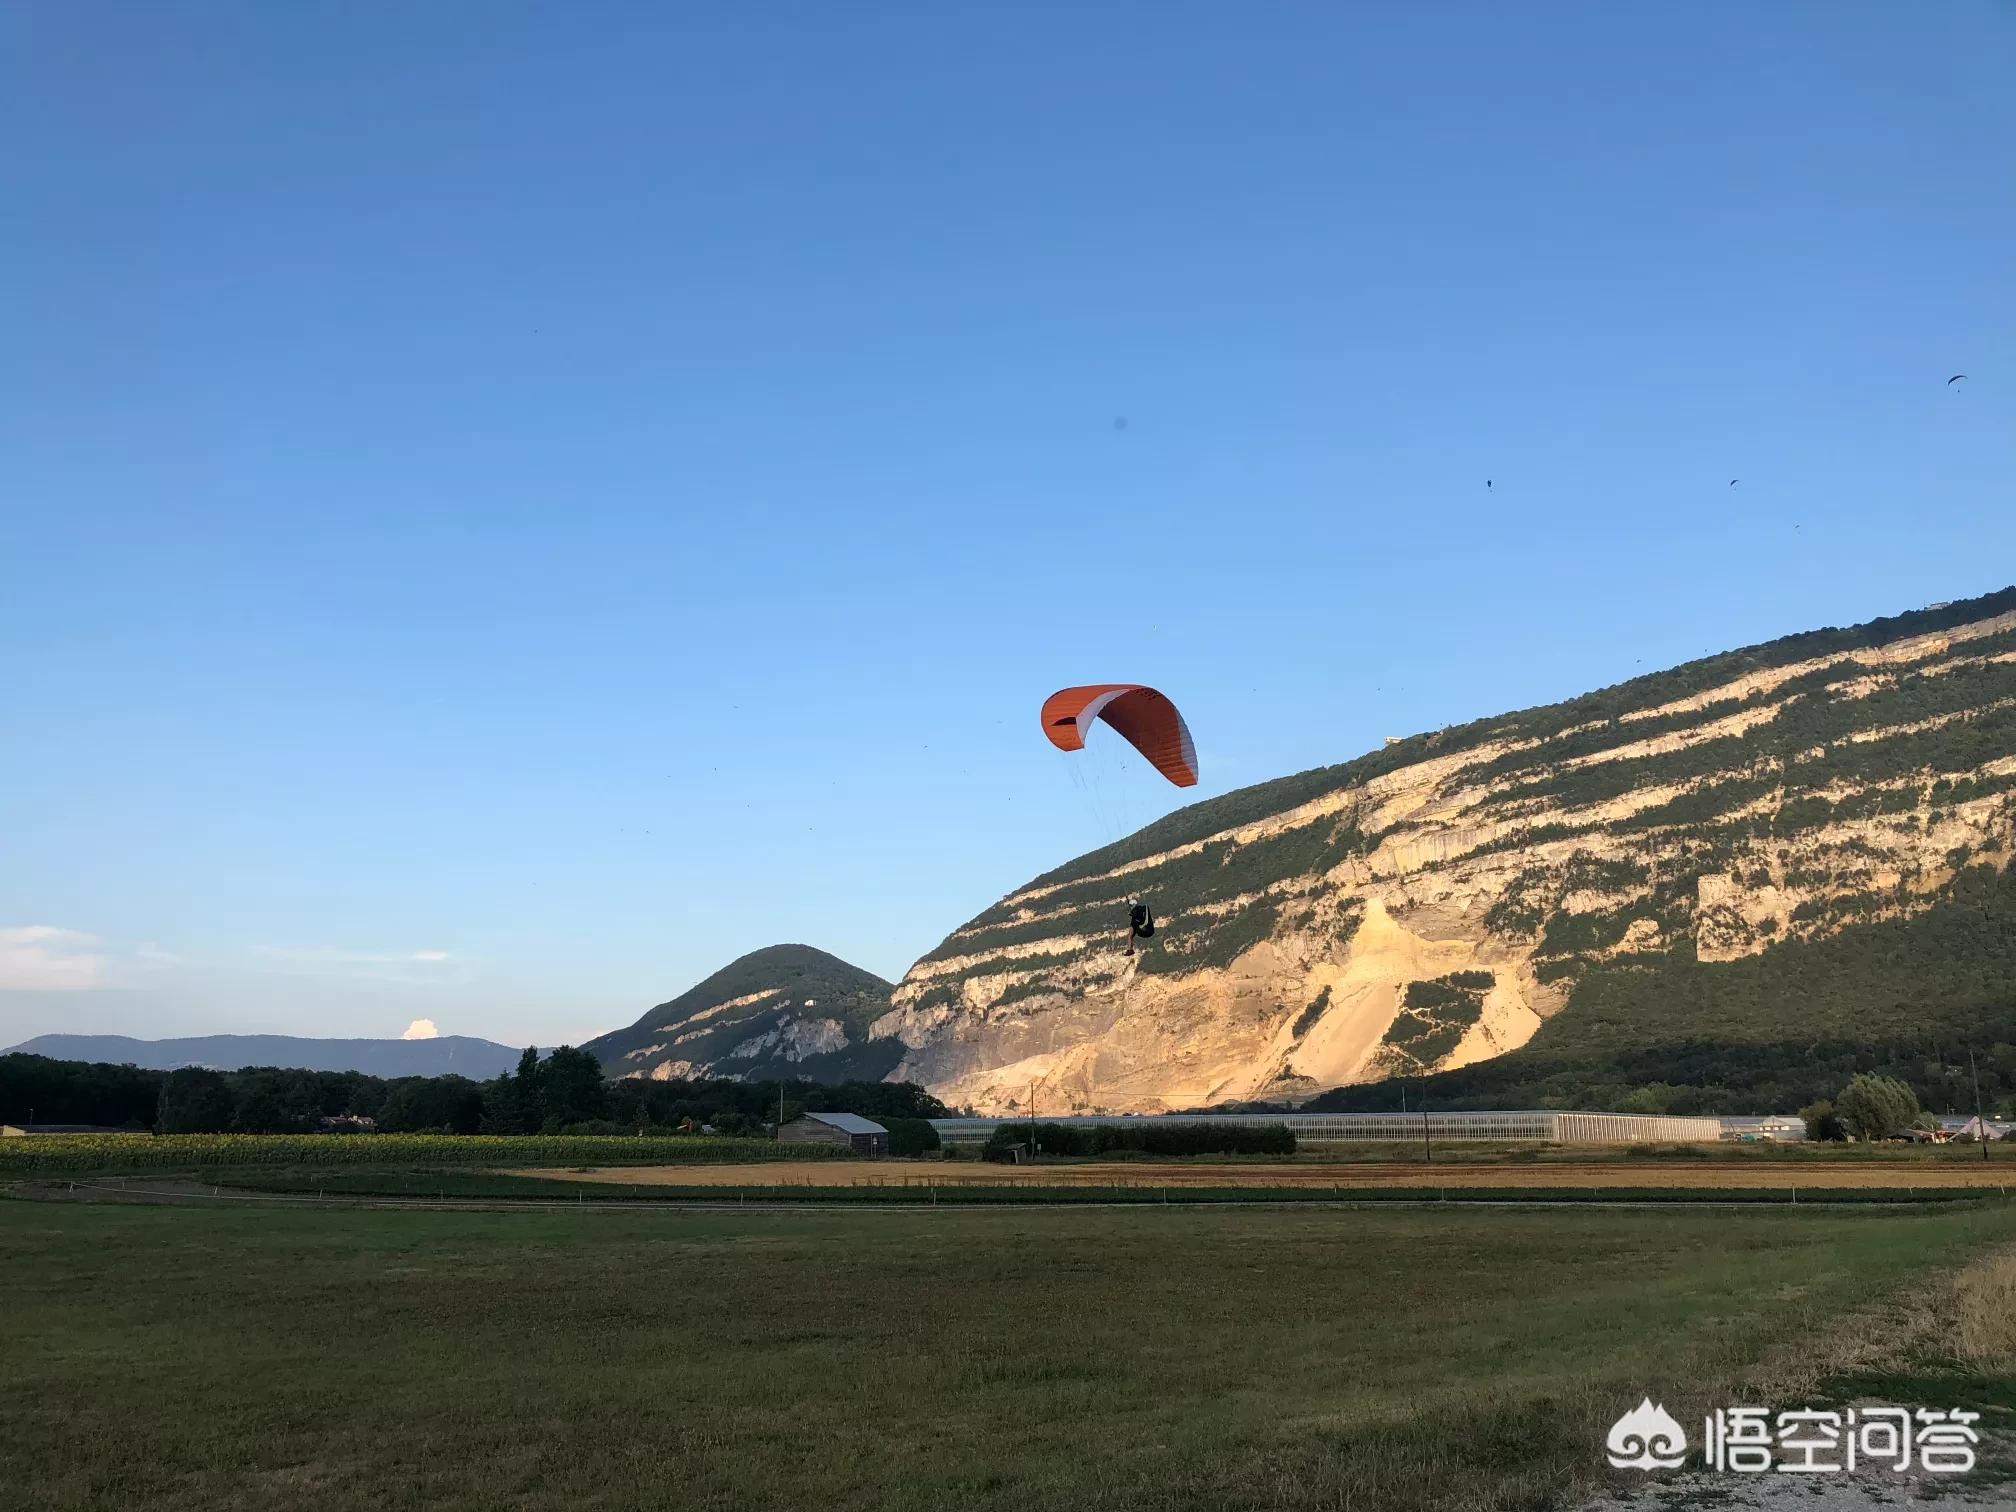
724,1015,850,1062
877,606,2016,1114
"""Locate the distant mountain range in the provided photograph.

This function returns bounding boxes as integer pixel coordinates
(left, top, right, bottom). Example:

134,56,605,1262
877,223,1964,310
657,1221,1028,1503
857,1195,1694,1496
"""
2,1033,524,1079
583,944,898,1082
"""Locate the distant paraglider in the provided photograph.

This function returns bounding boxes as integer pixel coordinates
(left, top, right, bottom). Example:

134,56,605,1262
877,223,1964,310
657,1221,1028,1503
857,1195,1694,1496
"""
1042,684,1198,788
1949,374,1968,386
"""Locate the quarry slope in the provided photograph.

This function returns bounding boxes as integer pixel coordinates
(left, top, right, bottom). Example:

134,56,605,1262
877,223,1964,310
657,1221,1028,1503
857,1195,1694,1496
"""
871,590,2016,1115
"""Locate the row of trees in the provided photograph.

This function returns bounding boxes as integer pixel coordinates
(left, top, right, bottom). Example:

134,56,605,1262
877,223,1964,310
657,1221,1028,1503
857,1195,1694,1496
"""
1,1050,947,1136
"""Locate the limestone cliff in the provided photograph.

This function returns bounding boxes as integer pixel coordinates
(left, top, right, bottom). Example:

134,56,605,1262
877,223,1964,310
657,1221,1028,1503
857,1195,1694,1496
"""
871,590,2016,1114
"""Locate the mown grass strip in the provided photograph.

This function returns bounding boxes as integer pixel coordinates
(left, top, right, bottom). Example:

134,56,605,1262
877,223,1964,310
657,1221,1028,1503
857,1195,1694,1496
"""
196,1168,2005,1207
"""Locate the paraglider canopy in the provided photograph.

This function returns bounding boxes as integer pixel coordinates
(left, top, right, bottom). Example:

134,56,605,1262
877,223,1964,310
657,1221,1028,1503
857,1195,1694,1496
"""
1042,684,1198,788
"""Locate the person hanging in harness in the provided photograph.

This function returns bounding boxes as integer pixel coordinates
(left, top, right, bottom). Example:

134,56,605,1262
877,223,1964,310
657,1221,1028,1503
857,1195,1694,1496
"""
1125,900,1155,957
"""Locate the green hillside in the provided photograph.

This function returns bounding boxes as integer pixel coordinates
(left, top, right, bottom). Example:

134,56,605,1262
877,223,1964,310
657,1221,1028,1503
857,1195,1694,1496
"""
583,945,899,1083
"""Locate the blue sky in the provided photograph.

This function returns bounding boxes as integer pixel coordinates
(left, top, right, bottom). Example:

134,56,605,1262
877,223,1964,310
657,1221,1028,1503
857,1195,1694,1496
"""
2,2,2010,1049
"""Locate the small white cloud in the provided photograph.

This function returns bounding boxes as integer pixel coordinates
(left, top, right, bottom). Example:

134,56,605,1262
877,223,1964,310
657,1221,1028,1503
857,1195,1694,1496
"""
401,1018,441,1041
0,926,106,991
409,950,451,963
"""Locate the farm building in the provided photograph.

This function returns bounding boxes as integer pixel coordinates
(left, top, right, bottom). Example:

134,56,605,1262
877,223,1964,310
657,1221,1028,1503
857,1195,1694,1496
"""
779,1111,889,1156
926,1110,1723,1147
1936,1115,2010,1142
1722,1115,1807,1143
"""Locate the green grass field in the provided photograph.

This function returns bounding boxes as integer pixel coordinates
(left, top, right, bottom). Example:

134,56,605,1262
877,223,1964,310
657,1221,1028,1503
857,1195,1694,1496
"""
4,1197,2013,1511
183,1163,2000,1204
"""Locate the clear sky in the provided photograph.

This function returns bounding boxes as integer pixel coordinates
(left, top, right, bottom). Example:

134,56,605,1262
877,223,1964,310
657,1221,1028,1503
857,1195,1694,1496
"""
2,3,2010,1050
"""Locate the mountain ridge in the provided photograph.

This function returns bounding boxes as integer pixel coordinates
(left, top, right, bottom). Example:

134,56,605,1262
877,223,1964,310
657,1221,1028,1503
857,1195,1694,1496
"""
2,1033,523,1080
582,943,897,1083
867,586,2016,1115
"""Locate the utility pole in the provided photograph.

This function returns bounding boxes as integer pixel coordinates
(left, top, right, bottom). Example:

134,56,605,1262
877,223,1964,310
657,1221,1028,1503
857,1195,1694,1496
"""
1028,1079,1038,1161
1421,1090,1432,1166
1969,1046,1990,1164
777,1080,785,1141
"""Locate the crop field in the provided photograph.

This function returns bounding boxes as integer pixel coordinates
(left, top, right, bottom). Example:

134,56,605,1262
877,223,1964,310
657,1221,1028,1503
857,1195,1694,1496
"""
2,1196,2013,1512
522,1156,2016,1192
0,1132,827,1174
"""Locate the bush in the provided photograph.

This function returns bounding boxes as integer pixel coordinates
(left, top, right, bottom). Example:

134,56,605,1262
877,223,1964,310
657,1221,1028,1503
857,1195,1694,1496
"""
881,1117,940,1156
1800,1100,1847,1141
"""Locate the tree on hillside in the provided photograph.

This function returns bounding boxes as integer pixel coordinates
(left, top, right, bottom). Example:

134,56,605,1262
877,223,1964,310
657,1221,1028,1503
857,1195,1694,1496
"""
1834,1074,1920,1141
157,1068,235,1134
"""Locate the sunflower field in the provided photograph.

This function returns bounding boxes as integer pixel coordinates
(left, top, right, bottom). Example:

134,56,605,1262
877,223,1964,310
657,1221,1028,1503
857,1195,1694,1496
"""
0,1132,828,1174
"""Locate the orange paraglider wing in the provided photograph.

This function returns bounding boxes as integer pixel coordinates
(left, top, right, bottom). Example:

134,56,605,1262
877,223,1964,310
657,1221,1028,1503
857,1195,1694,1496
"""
1041,684,1198,788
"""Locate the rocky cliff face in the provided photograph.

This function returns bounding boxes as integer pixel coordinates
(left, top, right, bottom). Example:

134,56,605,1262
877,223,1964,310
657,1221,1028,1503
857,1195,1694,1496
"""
584,944,898,1083
871,591,2016,1115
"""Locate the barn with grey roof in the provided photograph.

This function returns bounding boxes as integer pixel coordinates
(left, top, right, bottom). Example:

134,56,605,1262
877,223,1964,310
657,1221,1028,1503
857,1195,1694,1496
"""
778,1111,889,1156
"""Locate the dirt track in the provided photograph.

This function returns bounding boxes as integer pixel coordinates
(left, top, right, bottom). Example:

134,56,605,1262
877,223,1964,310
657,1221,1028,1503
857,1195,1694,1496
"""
504,1159,2016,1191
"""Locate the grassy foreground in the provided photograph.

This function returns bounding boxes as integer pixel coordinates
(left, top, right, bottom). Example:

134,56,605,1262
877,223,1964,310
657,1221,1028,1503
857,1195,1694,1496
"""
3,1199,2013,1511
190,1163,1998,1205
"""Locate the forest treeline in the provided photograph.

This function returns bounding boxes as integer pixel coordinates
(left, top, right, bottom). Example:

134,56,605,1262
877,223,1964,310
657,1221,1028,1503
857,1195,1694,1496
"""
0,1048,947,1135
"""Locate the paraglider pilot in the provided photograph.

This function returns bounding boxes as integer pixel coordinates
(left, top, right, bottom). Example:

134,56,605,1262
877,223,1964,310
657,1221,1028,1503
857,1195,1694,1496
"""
1125,900,1155,957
